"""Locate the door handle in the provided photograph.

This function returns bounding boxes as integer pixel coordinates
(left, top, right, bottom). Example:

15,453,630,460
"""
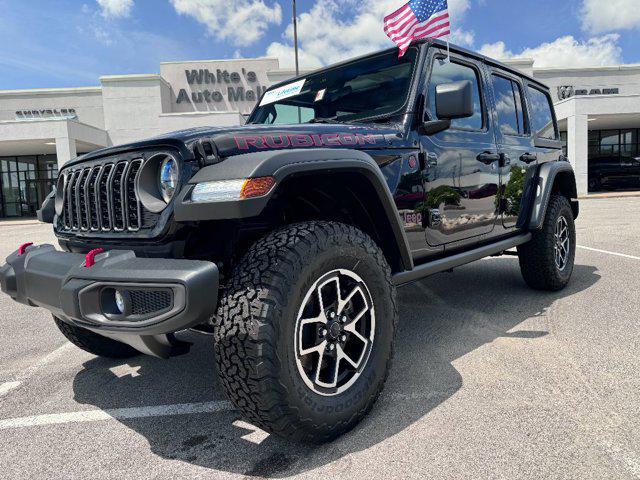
520,153,537,164
477,152,501,165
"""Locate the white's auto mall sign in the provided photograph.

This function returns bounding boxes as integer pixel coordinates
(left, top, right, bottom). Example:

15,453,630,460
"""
160,58,279,115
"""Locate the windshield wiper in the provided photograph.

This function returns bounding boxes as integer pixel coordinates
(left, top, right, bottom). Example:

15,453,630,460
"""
308,116,343,124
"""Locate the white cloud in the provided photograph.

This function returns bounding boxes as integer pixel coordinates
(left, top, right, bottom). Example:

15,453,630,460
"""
479,35,623,68
170,0,282,47
266,0,473,69
96,0,134,19
90,25,114,45
581,0,640,33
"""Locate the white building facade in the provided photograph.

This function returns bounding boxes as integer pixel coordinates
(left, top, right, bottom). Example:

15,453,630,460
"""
1,55,639,218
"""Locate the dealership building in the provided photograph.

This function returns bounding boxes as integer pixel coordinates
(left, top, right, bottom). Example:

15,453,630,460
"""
1,55,639,218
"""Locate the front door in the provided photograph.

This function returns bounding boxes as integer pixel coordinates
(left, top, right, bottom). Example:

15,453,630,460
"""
421,51,500,247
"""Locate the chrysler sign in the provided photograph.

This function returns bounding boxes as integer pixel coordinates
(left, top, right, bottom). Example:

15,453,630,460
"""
15,108,78,120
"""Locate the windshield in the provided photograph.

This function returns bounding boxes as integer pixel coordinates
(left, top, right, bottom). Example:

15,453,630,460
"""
247,48,419,125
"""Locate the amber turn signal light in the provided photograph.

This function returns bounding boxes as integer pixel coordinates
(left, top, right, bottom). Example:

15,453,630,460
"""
240,177,277,199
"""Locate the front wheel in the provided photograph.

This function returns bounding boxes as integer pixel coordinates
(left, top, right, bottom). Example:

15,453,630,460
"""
213,222,397,443
518,194,576,291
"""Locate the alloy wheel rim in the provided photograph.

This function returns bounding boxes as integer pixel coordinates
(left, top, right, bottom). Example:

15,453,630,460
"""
294,269,375,397
554,215,570,271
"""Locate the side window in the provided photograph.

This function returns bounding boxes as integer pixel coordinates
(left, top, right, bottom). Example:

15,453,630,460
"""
428,57,483,131
527,86,558,140
492,75,527,136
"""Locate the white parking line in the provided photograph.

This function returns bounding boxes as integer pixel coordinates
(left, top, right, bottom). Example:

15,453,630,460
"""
0,382,21,398
18,343,75,382
577,245,640,261
0,400,234,430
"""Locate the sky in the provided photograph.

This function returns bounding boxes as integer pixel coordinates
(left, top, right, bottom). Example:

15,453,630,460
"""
1,0,639,90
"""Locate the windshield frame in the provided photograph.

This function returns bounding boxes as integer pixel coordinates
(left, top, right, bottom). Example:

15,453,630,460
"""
246,45,425,127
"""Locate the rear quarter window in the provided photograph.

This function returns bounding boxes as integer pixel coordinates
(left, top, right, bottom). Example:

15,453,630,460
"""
527,86,558,140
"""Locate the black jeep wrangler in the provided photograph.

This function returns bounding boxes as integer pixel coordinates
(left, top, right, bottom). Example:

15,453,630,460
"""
0,41,578,443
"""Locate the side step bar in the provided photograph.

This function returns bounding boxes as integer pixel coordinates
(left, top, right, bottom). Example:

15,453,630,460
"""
392,233,532,286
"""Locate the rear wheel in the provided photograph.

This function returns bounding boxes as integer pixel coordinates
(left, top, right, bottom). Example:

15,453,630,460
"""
518,194,576,291
213,221,397,443
53,317,139,359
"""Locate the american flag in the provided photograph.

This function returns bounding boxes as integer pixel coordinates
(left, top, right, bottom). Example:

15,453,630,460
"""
384,0,451,57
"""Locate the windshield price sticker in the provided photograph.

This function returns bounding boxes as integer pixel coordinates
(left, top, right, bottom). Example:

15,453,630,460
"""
259,79,307,106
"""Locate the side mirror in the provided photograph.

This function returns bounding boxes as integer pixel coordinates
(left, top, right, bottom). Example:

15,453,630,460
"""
421,80,474,135
435,80,474,120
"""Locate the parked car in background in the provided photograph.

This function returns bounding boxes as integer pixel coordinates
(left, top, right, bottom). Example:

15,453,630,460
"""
589,154,640,191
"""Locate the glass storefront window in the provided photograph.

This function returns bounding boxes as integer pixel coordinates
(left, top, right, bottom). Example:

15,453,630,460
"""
621,129,637,146
586,128,640,163
600,130,620,148
0,155,59,218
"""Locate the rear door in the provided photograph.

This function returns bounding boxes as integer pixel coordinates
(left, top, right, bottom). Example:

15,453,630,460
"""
420,50,501,247
487,70,538,228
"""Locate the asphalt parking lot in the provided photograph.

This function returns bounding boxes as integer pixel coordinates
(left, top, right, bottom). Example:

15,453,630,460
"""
0,197,639,480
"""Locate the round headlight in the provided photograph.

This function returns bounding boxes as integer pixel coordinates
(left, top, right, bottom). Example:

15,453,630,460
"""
159,156,178,203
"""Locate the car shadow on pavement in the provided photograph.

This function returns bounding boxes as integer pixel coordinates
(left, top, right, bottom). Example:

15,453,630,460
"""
72,258,600,478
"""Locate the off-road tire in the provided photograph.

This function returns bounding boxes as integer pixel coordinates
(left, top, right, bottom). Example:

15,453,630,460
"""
213,221,397,443
53,317,139,359
518,194,576,291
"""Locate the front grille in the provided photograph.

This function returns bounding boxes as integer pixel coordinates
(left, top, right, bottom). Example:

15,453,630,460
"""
59,158,145,233
129,290,172,316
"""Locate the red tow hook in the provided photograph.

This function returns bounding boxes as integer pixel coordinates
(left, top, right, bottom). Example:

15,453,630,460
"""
18,243,34,256
85,248,105,268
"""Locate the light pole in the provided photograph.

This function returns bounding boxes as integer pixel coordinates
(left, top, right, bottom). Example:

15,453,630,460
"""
293,0,300,77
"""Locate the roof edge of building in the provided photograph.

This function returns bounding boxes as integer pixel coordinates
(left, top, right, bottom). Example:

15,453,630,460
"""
534,63,640,74
0,86,102,97
160,57,280,66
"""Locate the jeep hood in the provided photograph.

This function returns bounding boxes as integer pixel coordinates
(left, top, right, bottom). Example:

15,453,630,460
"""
71,123,405,167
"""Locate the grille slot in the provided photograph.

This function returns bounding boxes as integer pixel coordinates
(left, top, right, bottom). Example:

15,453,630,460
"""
111,162,127,231
77,168,90,230
86,167,101,231
60,158,146,234
125,159,143,231
129,290,172,316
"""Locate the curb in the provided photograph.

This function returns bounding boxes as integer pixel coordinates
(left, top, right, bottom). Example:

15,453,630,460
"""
579,191,640,200
0,220,42,227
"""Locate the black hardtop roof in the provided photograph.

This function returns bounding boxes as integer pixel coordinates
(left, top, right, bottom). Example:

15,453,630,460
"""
268,39,549,92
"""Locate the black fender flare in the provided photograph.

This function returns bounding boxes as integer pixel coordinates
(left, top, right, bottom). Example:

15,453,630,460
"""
174,148,413,271
528,161,579,230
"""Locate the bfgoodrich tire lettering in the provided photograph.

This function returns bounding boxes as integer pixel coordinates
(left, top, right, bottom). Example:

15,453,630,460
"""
518,194,576,291
213,221,397,443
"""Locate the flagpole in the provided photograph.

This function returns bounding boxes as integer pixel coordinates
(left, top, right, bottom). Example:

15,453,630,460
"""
293,0,300,77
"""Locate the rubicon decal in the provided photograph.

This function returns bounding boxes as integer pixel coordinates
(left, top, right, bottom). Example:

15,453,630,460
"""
234,133,379,150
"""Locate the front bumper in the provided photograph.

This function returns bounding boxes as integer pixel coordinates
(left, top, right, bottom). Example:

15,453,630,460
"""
0,245,219,358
